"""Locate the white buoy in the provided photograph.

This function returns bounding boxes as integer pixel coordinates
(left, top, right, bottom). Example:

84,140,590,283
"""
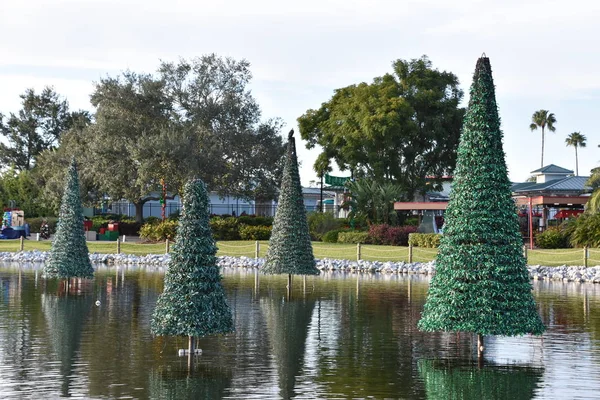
95,300,101,306
178,348,202,356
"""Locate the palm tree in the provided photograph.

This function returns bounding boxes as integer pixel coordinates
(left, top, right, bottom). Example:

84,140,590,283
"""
529,110,557,167
565,132,587,176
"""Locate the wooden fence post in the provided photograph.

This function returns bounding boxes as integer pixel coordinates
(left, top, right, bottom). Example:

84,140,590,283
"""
408,244,413,263
356,243,361,261
117,238,121,254
255,241,260,259
19,236,24,251
165,239,170,254
584,246,588,268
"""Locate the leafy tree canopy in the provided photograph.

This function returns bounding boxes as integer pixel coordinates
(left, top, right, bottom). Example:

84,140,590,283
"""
298,56,464,199
0,87,90,171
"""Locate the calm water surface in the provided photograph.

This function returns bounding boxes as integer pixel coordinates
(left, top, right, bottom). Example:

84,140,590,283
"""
1,264,600,399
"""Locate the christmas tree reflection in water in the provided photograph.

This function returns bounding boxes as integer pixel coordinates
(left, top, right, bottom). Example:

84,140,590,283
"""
418,359,544,400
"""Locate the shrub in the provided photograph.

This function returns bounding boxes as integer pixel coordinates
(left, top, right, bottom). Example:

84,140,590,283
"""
308,212,343,241
568,213,600,248
368,224,389,245
408,233,441,248
139,220,178,241
168,210,180,221
209,217,240,240
368,224,418,246
118,221,143,236
535,228,571,249
26,217,58,234
239,224,272,240
338,232,369,244
322,230,341,243
237,215,273,227
144,216,160,225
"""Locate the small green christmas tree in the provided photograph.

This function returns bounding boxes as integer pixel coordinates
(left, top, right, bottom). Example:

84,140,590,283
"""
262,130,319,276
45,159,94,279
418,56,545,348
151,179,234,342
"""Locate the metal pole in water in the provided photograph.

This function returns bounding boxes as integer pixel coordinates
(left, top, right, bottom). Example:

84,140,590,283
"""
477,333,484,359
188,336,195,369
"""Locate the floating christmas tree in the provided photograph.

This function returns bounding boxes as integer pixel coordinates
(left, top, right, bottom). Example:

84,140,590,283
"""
417,56,545,354
45,159,94,279
151,178,234,358
263,130,319,284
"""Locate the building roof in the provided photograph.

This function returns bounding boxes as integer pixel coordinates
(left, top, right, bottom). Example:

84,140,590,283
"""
512,176,591,195
530,164,574,174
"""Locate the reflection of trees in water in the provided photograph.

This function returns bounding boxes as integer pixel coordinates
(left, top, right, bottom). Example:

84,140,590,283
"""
42,284,93,397
261,296,316,400
418,359,544,400
148,365,232,400
82,270,161,398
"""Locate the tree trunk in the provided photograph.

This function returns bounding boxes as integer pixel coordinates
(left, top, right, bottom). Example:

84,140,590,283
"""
134,201,144,223
541,126,545,168
575,146,579,176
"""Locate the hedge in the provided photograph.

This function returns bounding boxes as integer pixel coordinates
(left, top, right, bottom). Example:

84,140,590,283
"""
408,233,441,248
337,232,369,244
239,225,272,240
25,217,59,234
139,220,178,241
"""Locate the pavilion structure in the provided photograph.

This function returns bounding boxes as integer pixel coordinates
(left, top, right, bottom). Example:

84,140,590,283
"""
394,165,592,247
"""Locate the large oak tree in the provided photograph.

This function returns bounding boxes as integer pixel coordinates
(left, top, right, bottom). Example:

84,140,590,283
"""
298,56,464,199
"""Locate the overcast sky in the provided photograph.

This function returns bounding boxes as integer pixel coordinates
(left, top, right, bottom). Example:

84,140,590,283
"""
1,0,599,186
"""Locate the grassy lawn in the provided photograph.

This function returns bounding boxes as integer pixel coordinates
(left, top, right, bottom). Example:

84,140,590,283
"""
1,238,598,266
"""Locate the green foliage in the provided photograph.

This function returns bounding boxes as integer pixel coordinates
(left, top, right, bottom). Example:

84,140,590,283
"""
44,159,94,279
26,217,58,234
337,232,369,244
298,56,464,198
535,228,571,249
263,131,319,275
0,87,90,171
237,215,273,226
344,179,403,225
144,216,161,225
139,220,178,241
565,132,587,176
209,217,241,240
419,360,544,400
0,168,52,217
529,109,557,168
151,178,234,338
569,213,600,247
307,212,343,241
160,55,286,201
408,233,442,248
322,230,341,243
239,225,272,240
418,57,545,336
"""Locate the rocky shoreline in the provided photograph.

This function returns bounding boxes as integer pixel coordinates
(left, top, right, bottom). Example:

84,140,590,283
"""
1,251,600,283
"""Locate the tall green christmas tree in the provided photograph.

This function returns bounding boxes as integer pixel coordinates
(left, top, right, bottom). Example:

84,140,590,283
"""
151,179,234,348
418,56,545,348
262,130,319,276
45,159,94,279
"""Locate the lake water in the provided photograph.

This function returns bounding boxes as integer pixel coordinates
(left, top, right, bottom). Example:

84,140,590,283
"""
1,264,600,399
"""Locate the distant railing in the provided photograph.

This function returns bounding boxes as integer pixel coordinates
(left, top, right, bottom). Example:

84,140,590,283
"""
95,202,333,219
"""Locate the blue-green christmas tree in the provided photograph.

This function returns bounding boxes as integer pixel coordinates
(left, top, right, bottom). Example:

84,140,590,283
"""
418,56,545,340
262,130,319,276
45,159,94,279
151,178,234,339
